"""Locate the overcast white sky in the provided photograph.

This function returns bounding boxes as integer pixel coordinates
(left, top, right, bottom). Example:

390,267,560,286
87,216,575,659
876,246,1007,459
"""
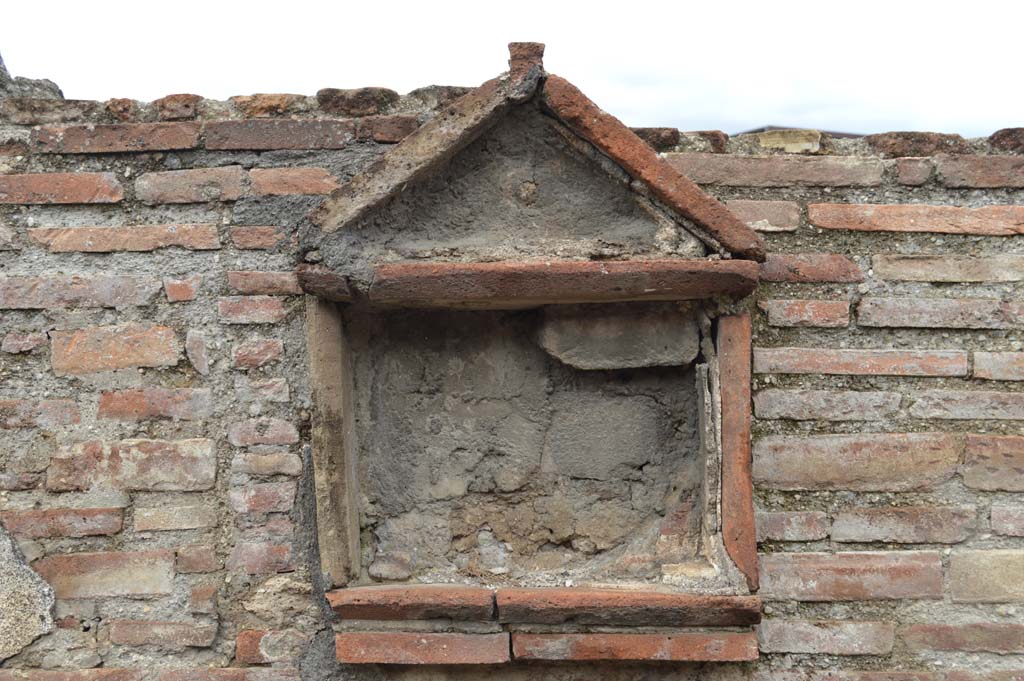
2,1,1021,137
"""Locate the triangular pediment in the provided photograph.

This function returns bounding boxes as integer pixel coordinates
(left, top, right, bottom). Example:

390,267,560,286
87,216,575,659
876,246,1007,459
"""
313,104,708,282
303,46,765,300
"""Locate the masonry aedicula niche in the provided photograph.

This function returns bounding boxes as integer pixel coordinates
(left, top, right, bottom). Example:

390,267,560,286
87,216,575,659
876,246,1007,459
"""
302,43,763,664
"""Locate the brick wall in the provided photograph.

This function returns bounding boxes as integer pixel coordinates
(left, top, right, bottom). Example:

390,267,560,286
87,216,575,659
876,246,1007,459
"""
0,85,1022,679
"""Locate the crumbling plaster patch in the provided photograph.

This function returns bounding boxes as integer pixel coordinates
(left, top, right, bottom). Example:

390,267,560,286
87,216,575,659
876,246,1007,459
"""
0,524,55,661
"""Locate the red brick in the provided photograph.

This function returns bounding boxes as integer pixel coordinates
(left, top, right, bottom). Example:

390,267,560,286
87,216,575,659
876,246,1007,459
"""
29,224,221,252
718,313,758,591
754,389,900,421
0,472,41,491
759,299,850,327
756,511,830,542
0,672,144,681
896,158,934,185
316,87,399,116
249,168,338,196
231,450,301,476
753,347,968,377
108,619,217,648
369,259,758,307
155,671,247,681
50,323,180,375
33,549,175,599
910,389,1024,420
106,98,137,120
31,123,200,153
295,264,351,301
666,152,884,186
810,203,1024,235
234,378,290,404
902,623,1024,653
0,172,124,204
0,398,80,428
950,550,1024,602
937,155,1024,187
228,541,293,574
759,551,943,601
205,120,354,150
228,418,299,446
135,166,247,204
185,330,210,376
975,352,1024,381
0,139,27,156
757,620,894,655
632,126,681,151
753,433,960,491
134,503,217,532
0,507,122,538
831,506,975,543
230,226,289,250
992,505,1024,536
754,673,936,681
47,438,216,491
2,331,48,353
873,254,1024,282
327,585,496,620
726,199,800,232
190,584,218,614
495,588,761,626
229,93,306,117
859,297,1024,329
760,254,863,283
236,629,269,664
97,387,213,421
336,632,509,665
356,115,420,143
255,517,295,538
232,339,284,368
153,93,201,120
505,40,540,77
219,296,287,324
864,132,968,157
947,668,1019,681
227,271,301,295
164,275,202,302
229,481,296,515
990,127,1024,153
511,632,757,662
963,435,1024,491
176,544,220,573
0,271,154,307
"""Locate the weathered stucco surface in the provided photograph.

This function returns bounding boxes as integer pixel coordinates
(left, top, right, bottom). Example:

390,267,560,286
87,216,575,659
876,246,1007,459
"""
343,304,709,585
0,526,54,660
317,105,706,288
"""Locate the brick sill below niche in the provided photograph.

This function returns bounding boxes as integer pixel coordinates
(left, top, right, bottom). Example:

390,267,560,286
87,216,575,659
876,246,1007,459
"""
328,585,761,664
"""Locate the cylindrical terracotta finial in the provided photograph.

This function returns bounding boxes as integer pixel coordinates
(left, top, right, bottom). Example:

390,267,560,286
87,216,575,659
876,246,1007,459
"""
508,42,545,79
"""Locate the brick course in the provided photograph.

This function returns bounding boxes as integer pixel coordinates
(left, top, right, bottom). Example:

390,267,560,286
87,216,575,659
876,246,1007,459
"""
754,433,961,491
335,632,510,665
759,552,943,601
33,550,175,599
0,172,124,203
